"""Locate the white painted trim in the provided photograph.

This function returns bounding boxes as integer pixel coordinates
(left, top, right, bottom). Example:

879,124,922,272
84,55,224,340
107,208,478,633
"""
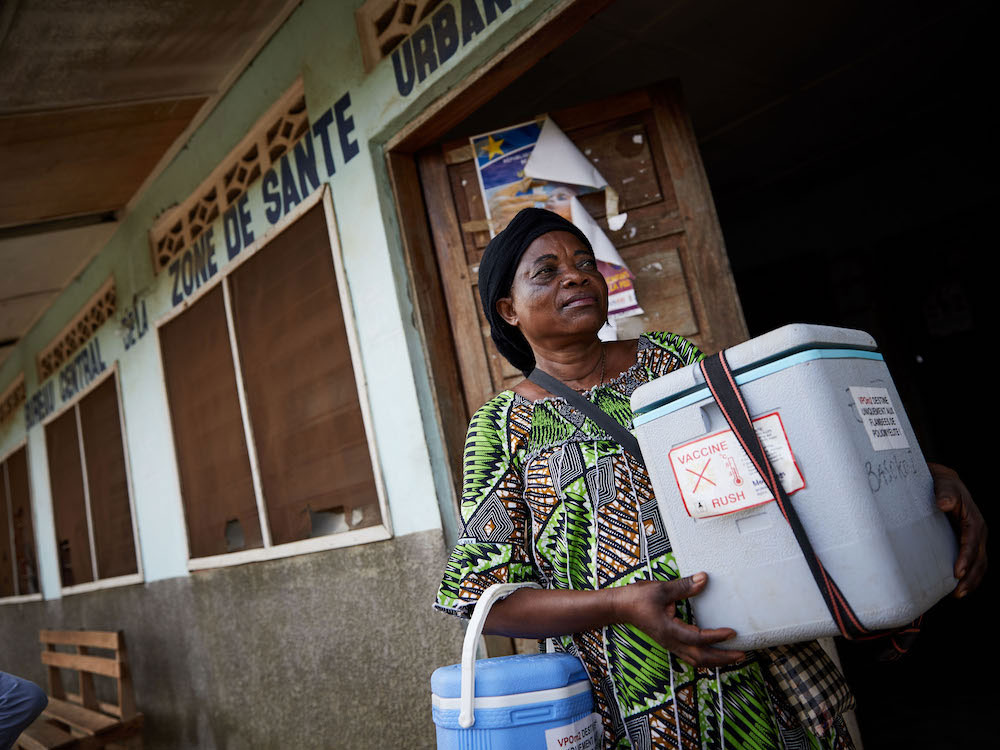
221,278,272,548
320,189,393,537
60,572,143,597
0,592,43,605
2,460,16,592
74,403,100,583
111,368,145,583
187,524,392,571
153,186,326,331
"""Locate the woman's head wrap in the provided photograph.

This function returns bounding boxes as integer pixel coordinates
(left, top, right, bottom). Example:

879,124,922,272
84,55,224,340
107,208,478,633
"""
478,207,593,375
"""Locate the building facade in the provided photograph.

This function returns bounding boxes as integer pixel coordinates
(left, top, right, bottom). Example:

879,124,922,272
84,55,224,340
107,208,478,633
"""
0,2,574,746
2,1,994,747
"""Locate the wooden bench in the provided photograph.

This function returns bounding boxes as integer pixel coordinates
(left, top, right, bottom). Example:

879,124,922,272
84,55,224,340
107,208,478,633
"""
16,630,143,750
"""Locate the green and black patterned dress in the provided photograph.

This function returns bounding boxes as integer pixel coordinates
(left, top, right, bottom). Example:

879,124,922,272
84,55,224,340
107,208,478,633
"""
435,332,853,750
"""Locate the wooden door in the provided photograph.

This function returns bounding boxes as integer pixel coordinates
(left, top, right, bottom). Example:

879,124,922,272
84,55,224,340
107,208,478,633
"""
417,81,748,424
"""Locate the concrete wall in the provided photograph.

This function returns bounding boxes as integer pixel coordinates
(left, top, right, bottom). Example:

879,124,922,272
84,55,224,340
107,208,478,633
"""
1,531,465,749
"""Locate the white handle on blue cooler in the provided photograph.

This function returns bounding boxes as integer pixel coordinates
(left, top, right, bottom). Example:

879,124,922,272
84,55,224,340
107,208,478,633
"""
459,581,542,728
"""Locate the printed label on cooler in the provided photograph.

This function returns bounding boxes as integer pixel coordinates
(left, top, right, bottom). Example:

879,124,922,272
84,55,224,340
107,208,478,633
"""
545,712,601,750
668,412,805,519
849,386,910,451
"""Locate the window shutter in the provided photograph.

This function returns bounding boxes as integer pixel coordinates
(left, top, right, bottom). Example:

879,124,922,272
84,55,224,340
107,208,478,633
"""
160,286,261,558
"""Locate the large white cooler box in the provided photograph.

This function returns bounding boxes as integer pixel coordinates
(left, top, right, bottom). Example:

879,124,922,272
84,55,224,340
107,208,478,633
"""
630,324,957,649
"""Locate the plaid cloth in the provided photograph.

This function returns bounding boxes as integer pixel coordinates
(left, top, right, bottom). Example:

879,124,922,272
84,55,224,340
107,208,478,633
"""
760,640,855,738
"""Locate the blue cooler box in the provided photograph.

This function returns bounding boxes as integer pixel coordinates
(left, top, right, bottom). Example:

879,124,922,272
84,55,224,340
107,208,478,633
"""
431,583,600,750
630,324,957,649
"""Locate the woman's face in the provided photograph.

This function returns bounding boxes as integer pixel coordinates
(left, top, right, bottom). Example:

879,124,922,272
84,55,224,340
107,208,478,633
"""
496,231,608,347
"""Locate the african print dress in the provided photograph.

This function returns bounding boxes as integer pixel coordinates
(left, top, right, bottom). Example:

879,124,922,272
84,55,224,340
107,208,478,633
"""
435,332,853,750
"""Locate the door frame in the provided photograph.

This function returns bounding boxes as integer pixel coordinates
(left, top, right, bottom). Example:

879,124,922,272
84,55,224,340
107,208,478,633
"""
383,0,747,511
385,0,616,509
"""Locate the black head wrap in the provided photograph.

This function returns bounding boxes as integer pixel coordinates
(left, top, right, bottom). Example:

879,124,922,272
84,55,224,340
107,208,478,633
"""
478,207,593,376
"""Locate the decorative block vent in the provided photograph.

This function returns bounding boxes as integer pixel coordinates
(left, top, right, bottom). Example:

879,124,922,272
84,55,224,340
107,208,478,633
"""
356,0,446,72
0,375,25,426
37,278,117,382
149,80,309,274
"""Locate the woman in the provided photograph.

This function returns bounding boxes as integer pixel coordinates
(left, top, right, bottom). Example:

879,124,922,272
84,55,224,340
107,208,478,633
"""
434,208,986,749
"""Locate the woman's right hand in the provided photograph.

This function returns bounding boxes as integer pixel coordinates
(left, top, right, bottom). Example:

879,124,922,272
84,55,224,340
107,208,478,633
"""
613,573,746,667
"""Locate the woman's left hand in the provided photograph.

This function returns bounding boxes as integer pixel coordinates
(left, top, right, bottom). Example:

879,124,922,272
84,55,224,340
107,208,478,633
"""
930,463,987,598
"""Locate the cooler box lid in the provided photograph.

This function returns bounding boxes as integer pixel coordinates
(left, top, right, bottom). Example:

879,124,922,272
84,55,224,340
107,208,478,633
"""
632,323,879,420
431,653,588,699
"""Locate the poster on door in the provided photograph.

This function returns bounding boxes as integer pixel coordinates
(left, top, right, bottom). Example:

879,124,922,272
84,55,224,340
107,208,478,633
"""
667,412,805,518
470,117,643,328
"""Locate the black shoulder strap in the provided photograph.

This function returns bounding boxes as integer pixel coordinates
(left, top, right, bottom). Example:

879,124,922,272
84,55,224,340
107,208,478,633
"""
527,367,645,468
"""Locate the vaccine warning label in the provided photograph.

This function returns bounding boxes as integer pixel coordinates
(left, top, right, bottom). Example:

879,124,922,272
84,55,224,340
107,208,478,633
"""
668,412,805,519
545,712,601,750
849,386,909,451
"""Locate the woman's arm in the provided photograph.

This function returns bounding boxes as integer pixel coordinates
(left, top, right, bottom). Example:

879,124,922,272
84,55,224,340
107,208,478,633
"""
930,463,988,598
484,572,746,667
436,394,542,616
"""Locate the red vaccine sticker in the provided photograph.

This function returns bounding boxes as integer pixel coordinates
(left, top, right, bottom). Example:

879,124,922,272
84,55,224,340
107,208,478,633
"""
668,412,805,518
